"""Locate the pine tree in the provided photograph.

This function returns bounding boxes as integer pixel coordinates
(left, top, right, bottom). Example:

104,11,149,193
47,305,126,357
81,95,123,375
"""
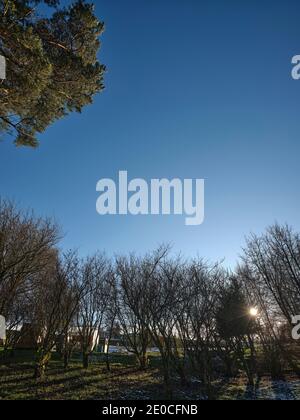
0,0,105,147
216,279,255,339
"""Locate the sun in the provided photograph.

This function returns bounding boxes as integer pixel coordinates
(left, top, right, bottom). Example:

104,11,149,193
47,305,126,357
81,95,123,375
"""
249,307,259,317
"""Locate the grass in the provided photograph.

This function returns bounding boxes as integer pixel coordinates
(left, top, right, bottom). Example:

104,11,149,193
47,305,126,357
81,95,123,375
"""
0,351,165,400
0,361,162,400
1,350,300,400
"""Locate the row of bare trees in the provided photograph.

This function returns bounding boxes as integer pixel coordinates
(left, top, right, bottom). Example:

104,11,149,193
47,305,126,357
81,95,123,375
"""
0,199,299,398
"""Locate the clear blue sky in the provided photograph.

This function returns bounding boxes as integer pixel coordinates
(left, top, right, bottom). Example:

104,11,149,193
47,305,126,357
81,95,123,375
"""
1,0,300,268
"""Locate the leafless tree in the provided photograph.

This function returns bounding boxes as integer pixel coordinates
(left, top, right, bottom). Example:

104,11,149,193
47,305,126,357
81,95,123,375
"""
0,199,60,318
137,248,187,398
115,255,153,369
242,224,300,323
76,254,113,369
177,260,225,399
103,289,118,372
240,224,300,374
32,252,84,379
3,288,32,356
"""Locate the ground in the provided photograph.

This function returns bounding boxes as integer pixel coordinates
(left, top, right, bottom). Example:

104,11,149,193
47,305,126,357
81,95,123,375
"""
0,351,300,400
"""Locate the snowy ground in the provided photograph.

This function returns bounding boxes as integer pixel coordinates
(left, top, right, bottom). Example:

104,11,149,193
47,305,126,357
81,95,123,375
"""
118,376,300,400
241,379,300,400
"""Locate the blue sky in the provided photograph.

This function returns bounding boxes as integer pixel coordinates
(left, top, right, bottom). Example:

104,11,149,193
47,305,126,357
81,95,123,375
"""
1,0,300,267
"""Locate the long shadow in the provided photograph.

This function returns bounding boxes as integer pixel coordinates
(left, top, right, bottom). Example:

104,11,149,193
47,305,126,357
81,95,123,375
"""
270,379,296,400
213,376,232,399
0,363,143,400
36,374,165,401
0,364,84,396
1,363,217,401
0,363,33,373
31,367,163,400
0,374,33,387
5,372,84,394
243,376,262,400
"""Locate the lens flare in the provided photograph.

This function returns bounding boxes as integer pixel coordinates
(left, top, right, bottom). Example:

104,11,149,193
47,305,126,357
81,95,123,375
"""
249,307,258,317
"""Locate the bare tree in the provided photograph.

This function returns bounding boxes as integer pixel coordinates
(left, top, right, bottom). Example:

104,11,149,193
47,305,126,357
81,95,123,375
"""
115,255,152,369
76,254,112,369
3,287,32,356
138,249,187,398
103,289,118,372
0,199,60,318
240,224,300,374
32,252,83,379
242,224,300,323
177,260,225,399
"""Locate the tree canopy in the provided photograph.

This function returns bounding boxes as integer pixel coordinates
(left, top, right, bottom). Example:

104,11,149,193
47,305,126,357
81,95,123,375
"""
0,0,105,147
216,279,256,340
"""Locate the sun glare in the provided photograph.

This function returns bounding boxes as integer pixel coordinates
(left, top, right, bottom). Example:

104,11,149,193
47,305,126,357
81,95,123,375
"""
249,307,259,317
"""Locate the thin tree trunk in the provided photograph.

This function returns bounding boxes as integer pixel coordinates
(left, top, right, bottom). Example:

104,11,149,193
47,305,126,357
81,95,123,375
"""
162,358,173,399
34,351,51,379
83,352,89,369
138,352,149,370
64,351,71,370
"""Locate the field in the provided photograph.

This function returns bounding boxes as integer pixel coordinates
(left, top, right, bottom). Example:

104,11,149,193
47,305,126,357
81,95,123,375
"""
0,350,300,400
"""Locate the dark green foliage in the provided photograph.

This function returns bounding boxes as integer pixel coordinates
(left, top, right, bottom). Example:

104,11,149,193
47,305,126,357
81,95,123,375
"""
0,0,105,146
216,279,256,339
